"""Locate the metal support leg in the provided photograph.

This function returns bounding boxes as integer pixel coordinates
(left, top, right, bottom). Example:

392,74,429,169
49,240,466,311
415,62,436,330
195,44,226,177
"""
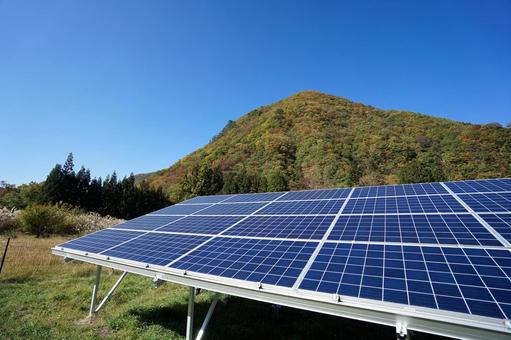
94,271,128,313
89,265,102,317
396,321,409,340
186,286,195,340
195,294,219,340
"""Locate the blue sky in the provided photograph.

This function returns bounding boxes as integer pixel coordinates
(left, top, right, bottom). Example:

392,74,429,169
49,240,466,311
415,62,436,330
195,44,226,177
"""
1,0,510,185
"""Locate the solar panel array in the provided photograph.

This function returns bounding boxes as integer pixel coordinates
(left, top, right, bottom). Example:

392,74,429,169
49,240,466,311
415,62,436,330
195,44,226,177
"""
57,178,511,321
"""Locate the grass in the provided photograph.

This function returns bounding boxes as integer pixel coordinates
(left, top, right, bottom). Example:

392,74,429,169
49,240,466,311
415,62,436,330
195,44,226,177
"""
0,235,445,339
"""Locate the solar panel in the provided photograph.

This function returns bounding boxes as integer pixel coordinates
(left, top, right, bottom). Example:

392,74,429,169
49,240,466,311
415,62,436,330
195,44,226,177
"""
445,178,511,194
278,188,351,201
157,215,243,234
256,199,344,215
327,214,501,246
298,243,511,319
194,202,266,215
457,193,511,213
113,215,183,231
342,195,467,214
151,204,212,215
352,182,448,198
102,233,210,266
222,192,284,203
58,229,143,253
223,215,335,240
53,177,511,339
171,237,317,287
480,214,511,243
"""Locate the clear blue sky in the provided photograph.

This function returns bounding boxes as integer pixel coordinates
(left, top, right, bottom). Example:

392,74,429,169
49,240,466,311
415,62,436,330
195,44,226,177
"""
1,0,510,185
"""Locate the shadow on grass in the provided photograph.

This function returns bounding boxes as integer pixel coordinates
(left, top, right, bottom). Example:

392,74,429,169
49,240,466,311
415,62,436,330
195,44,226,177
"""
125,295,446,340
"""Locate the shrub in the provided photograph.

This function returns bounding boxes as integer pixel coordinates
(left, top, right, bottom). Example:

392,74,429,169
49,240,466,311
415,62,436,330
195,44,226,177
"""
0,216,19,235
18,205,78,237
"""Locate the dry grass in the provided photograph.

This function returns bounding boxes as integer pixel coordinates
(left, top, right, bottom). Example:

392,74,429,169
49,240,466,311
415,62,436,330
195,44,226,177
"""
0,234,87,282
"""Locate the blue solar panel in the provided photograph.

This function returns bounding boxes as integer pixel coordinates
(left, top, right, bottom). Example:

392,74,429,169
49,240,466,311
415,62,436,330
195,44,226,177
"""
480,214,511,243
180,195,233,204
151,204,212,215
55,177,511,325
327,214,501,246
103,233,210,266
278,188,351,201
458,193,511,213
351,183,447,198
446,179,511,194
256,200,344,215
299,243,511,319
222,192,283,203
223,215,335,240
343,195,467,214
113,215,183,231
157,215,243,234
194,202,266,215
59,229,142,253
171,237,317,287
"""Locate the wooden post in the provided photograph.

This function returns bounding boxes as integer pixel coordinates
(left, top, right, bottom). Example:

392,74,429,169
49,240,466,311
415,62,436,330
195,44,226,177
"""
0,237,10,275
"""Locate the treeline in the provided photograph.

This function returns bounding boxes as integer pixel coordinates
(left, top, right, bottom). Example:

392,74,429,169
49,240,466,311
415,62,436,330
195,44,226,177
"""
177,163,288,200
176,154,446,200
0,154,170,219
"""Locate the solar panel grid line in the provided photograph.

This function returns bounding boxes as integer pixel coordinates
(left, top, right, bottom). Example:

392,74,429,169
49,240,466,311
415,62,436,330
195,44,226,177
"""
323,239,508,250
97,196,235,255
171,237,317,287
333,212,474,216
440,182,511,248
456,248,508,318
164,191,291,268
297,243,511,319
436,247,489,317
445,178,511,194
460,193,511,213
292,188,355,289
93,226,324,243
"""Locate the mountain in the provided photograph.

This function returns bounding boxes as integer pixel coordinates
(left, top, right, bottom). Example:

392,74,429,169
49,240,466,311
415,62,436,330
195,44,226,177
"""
139,91,511,201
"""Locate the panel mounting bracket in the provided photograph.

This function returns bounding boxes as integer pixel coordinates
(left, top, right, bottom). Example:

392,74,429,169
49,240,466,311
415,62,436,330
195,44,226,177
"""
396,320,409,340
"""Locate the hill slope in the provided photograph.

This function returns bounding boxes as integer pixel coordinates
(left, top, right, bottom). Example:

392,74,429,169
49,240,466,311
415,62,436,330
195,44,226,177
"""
142,91,511,200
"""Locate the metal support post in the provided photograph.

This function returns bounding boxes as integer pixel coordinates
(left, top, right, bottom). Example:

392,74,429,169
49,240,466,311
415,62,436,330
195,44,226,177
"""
186,286,195,340
94,271,128,313
396,321,409,340
195,294,219,340
89,265,102,316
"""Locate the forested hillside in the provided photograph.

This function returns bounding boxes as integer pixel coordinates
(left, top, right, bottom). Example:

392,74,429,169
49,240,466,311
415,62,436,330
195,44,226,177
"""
141,91,511,201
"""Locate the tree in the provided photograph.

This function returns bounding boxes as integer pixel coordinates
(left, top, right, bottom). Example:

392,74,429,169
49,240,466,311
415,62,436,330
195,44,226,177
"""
398,156,446,184
178,163,223,199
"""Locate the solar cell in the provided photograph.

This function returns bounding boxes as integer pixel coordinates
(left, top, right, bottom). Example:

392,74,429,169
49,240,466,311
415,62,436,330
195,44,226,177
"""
351,183,447,198
58,229,142,253
446,179,511,194
342,195,467,214
157,215,243,234
327,214,501,246
223,215,335,240
113,215,183,231
194,202,266,215
103,233,210,266
299,243,511,319
458,193,511,213
278,188,350,201
150,204,212,215
222,192,284,203
170,237,317,287
480,214,511,243
256,199,344,215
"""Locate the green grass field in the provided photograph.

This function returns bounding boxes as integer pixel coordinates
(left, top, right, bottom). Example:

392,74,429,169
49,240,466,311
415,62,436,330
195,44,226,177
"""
0,235,444,339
